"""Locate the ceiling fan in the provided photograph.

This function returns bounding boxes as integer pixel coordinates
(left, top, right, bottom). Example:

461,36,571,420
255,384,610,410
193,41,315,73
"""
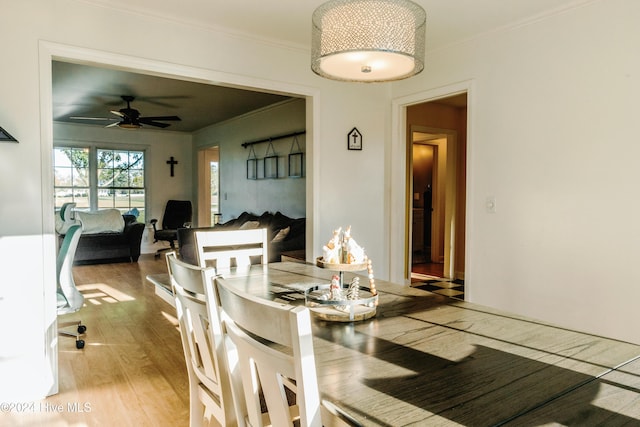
71,95,181,129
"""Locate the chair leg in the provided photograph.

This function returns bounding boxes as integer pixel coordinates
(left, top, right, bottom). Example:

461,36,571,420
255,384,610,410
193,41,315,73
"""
59,319,86,349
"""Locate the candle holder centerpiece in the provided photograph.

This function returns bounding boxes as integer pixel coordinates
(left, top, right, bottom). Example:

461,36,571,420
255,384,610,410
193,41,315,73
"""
306,226,378,321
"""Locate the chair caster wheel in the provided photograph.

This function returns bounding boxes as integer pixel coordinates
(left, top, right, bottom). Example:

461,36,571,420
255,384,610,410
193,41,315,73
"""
76,339,85,349
77,325,87,334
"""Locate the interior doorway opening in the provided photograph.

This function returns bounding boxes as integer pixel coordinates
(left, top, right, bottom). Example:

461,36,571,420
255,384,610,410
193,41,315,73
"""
411,135,443,277
406,94,467,285
197,146,220,227
41,42,319,397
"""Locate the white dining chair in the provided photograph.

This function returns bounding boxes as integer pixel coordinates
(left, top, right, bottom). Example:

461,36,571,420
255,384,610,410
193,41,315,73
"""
214,276,362,427
165,252,237,427
194,228,269,271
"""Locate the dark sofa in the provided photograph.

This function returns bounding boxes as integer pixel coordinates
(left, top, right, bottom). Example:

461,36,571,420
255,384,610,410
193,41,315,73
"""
58,214,145,264
177,211,305,265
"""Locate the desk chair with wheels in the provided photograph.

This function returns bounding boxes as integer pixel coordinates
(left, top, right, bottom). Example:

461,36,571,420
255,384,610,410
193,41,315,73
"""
57,223,86,349
150,200,192,257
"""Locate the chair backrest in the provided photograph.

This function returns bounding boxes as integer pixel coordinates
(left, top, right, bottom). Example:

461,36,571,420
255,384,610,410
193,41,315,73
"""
215,276,322,427
60,202,76,222
165,252,237,427
57,224,84,313
194,228,268,271
162,200,193,230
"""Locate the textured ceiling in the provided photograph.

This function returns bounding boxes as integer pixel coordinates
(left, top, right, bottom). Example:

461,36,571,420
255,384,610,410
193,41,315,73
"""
53,0,590,133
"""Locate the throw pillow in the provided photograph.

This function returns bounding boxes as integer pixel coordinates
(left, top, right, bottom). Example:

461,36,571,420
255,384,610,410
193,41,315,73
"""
271,211,293,233
239,220,260,230
236,211,258,224
76,209,125,234
271,226,290,243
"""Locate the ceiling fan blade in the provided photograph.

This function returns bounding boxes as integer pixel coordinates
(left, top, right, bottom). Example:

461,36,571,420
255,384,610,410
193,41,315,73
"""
139,120,171,128
70,116,118,121
140,116,181,121
110,110,126,118
105,122,121,128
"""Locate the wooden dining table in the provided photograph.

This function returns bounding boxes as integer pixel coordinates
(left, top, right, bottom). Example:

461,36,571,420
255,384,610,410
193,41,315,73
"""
148,262,640,426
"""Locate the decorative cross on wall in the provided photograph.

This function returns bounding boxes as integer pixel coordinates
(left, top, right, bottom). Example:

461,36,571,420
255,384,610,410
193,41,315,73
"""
167,156,178,177
348,127,362,150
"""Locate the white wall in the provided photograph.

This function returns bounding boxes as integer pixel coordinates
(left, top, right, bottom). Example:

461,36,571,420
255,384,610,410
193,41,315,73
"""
193,99,307,222
392,0,640,344
313,83,391,271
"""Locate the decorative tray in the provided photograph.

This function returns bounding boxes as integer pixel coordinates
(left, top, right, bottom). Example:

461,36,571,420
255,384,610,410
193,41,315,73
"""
305,283,377,322
315,257,368,271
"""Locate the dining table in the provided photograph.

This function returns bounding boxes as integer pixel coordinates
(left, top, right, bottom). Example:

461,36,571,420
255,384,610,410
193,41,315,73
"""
147,262,640,426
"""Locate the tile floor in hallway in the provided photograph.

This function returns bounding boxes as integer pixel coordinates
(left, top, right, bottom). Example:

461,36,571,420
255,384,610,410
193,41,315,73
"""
411,261,465,300
411,277,465,300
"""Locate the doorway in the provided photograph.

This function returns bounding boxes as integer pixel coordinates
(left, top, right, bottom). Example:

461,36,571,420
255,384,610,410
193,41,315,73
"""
407,94,467,284
197,146,220,227
40,42,319,396
411,135,442,277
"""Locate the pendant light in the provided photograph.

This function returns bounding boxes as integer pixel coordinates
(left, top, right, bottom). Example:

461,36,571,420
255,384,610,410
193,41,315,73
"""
311,0,426,82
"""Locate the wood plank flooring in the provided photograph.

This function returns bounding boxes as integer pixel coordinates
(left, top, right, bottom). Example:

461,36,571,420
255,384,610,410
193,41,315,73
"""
5,255,191,427
411,261,444,278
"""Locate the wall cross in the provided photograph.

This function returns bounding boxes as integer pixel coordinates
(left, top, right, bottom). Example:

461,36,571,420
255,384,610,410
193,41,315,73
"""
167,156,178,177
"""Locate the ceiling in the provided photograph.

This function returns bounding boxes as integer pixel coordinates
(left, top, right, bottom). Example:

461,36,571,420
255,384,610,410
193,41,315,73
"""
52,61,293,133
53,0,589,133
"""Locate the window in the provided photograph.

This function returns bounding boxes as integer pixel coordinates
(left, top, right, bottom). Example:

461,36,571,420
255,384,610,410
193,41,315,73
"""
53,147,90,209
54,146,146,222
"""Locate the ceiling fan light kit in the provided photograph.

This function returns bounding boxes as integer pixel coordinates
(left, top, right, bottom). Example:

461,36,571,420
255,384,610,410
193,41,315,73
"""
116,121,140,130
311,0,426,82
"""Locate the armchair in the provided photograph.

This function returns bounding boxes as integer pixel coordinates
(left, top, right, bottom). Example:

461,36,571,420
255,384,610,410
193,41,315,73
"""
150,200,192,257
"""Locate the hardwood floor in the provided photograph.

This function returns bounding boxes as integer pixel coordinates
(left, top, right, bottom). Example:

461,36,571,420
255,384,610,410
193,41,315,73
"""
7,255,192,427
411,261,444,279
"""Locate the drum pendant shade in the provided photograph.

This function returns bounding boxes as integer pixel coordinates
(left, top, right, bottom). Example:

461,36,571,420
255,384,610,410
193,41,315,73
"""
311,0,426,82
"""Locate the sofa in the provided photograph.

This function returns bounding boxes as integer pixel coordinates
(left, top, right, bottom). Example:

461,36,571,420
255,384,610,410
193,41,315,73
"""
177,211,305,265
56,209,145,265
